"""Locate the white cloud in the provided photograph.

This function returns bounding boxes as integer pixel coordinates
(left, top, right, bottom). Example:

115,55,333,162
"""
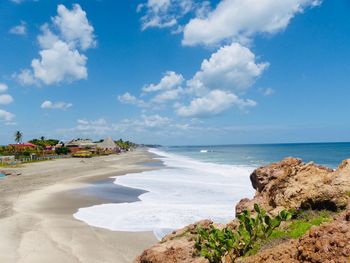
119,43,265,116
15,4,95,86
0,83,8,93
31,40,87,85
118,92,146,107
183,0,321,46
74,118,111,135
176,89,256,117
143,71,184,93
138,0,194,30
53,4,96,50
15,69,37,86
151,87,183,104
0,109,15,122
9,21,27,36
0,94,14,105
41,100,72,110
261,87,275,96
188,42,268,94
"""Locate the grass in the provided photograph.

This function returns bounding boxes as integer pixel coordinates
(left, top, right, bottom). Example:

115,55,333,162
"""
244,210,332,257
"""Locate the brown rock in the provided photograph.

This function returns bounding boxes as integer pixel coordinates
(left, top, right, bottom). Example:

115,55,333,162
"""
237,157,350,215
136,158,350,263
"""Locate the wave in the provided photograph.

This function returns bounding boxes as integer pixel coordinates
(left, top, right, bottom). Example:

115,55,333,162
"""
74,148,255,240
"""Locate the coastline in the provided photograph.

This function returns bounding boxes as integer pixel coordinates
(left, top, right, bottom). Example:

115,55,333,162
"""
0,148,159,263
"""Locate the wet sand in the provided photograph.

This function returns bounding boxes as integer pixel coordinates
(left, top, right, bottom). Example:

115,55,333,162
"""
0,149,160,263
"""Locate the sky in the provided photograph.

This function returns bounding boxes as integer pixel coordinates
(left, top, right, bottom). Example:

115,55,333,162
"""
0,0,350,145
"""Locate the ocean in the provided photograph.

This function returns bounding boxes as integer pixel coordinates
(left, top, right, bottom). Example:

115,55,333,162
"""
74,142,350,239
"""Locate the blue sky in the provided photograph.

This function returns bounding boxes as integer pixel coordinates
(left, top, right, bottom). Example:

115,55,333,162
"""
0,0,349,145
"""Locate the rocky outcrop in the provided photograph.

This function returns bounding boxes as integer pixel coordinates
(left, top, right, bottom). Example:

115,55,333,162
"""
236,157,350,216
135,220,212,263
136,157,350,263
240,206,350,263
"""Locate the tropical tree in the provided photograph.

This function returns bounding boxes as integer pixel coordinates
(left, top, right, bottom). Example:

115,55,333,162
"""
40,136,45,141
14,131,23,144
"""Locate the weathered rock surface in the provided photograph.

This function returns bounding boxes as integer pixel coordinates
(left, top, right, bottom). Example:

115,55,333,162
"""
236,157,350,215
135,220,212,263
136,158,350,263
241,206,350,263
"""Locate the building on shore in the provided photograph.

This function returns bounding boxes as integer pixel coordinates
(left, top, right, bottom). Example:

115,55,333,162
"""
96,137,121,153
65,139,97,153
8,143,37,149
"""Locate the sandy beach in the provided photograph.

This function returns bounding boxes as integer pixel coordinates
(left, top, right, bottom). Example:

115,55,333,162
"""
0,148,158,263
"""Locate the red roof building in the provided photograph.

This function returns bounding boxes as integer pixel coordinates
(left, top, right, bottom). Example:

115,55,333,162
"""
9,143,37,148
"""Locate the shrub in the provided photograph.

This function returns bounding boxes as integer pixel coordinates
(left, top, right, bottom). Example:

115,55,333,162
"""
195,204,292,262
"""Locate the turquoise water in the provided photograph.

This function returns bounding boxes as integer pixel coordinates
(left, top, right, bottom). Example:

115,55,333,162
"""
0,173,6,178
162,142,350,169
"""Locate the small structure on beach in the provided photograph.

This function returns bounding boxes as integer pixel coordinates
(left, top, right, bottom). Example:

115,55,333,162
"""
96,137,120,153
66,139,97,153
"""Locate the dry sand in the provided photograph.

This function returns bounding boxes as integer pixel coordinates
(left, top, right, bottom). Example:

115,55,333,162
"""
0,149,159,263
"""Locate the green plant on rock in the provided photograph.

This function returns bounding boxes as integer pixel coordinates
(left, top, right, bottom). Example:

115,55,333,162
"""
195,204,292,263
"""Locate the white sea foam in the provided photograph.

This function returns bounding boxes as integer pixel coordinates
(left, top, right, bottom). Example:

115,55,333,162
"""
74,148,255,239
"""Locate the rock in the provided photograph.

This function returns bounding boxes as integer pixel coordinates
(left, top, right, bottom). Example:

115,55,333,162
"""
135,220,212,263
241,207,350,263
135,239,208,263
236,157,350,215
136,158,350,262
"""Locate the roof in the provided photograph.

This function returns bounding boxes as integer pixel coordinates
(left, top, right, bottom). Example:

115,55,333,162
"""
66,139,96,148
97,137,118,150
9,143,37,148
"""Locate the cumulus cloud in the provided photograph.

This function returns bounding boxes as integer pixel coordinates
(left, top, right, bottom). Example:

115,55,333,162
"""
53,4,96,50
118,92,146,107
176,89,256,117
151,87,183,104
9,21,27,36
15,4,95,86
0,94,14,105
142,71,184,93
119,43,265,116
41,100,72,110
0,109,15,122
188,42,268,94
0,83,8,93
138,0,194,30
30,39,87,85
183,0,321,46
74,118,111,135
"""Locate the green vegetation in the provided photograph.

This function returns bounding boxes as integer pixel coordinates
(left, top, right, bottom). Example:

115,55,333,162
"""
195,204,292,262
29,138,60,148
55,147,70,155
270,210,331,239
115,139,136,151
0,145,42,158
244,209,332,258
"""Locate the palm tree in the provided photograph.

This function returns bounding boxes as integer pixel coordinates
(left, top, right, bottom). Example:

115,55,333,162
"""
40,136,45,141
14,131,23,144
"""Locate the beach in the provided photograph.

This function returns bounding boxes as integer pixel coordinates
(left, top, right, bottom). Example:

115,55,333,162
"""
0,148,158,263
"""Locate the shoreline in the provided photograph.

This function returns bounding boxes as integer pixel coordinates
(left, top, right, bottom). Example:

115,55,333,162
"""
0,148,159,263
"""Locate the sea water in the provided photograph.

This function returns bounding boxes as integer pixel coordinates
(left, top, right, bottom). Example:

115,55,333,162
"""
73,142,350,239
